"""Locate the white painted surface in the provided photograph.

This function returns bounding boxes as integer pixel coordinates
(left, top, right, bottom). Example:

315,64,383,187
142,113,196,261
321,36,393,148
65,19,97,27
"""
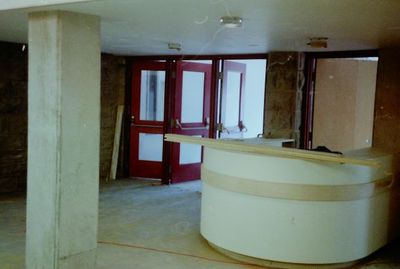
200,147,399,264
1,1,400,55
26,11,100,269
0,0,96,11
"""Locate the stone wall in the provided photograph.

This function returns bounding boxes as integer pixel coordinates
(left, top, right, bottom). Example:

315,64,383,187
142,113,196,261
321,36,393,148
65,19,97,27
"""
0,41,126,193
263,52,305,147
100,54,126,180
0,42,28,193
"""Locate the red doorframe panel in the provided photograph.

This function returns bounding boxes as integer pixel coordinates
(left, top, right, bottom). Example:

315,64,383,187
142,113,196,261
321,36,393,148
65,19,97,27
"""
161,60,175,184
302,57,317,150
209,59,220,139
170,61,212,183
129,61,167,179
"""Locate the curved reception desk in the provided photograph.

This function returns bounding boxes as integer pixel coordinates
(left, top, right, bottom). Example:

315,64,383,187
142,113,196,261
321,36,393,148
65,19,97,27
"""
164,134,400,266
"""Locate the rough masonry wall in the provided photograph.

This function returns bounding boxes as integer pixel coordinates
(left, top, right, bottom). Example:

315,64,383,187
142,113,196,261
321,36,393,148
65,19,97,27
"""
0,42,28,193
100,54,126,180
264,52,305,147
0,42,126,193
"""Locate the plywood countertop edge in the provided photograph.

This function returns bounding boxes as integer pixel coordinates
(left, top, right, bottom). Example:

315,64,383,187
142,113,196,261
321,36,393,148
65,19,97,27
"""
164,134,381,168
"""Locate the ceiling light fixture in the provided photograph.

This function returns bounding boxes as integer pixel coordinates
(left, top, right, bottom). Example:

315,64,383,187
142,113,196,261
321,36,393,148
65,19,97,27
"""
307,37,328,48
220,16,243,28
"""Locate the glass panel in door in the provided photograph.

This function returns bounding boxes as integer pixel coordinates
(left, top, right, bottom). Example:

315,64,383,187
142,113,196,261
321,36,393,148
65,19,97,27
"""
140,70,165,121
219,61,246,139
181,71,205,123
224,71,241,127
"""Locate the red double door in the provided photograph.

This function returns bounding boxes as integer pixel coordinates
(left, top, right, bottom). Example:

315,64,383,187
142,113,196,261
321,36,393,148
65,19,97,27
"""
129,60,212,183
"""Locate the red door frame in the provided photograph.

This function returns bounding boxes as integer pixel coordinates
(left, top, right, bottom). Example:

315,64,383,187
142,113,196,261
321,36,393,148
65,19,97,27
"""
125,55,267,183
129,61,167,179
170,61,212,183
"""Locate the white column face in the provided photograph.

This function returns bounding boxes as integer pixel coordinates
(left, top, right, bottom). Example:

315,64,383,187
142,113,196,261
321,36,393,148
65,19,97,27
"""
0,0,95,11
27,11,100,269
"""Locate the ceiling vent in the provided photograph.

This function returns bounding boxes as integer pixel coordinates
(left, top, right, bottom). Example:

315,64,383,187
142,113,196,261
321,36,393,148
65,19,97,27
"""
307,37,328,48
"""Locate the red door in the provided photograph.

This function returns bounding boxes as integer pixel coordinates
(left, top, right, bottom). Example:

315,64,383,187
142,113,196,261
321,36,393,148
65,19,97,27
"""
218,61,247,139
129,61,167,179
170,61,212,183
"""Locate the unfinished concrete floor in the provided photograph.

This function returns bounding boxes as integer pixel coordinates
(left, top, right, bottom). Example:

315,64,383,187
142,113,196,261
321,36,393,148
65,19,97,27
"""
0,179,399,269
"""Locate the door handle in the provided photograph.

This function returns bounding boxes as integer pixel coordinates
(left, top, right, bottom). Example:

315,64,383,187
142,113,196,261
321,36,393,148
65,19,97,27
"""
217,122,248,134
217,123,230,134
131,115,161,128
132,123,160,128
175,119,183,129
239,121,248,132
174,119,209,131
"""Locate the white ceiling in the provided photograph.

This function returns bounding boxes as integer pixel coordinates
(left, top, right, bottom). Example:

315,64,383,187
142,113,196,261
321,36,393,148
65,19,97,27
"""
1,0,400,55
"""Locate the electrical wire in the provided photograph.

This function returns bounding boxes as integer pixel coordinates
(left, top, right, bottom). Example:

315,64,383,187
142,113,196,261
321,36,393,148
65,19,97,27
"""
98,240,264,268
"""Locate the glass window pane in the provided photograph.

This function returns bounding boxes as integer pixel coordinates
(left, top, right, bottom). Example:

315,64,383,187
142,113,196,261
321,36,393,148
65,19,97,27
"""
231,59,267,138
138,133,163,161
181,71,204,123
224,71,241,127
179,136,202,165
140,70,165,121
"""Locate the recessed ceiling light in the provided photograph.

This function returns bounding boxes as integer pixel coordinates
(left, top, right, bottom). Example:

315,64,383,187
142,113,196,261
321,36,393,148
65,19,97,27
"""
220,16,243,28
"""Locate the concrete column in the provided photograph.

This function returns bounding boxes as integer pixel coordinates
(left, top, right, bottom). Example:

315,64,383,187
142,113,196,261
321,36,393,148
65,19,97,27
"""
26,11,100,269
263,52,305,147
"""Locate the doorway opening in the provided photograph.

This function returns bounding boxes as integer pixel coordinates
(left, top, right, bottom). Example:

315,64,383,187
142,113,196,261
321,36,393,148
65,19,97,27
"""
217,59,267,139
128,56,267,184
303,52,379,152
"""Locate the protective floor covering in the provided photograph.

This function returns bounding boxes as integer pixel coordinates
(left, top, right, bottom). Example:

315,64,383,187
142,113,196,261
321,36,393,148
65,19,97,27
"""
0,179,399,269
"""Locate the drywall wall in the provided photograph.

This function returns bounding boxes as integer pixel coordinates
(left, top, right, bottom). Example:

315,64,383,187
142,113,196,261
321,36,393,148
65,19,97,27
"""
0,0,95,11
312,58,377,152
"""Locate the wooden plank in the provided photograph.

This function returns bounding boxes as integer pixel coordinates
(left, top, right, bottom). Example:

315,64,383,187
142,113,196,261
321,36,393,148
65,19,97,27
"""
164,134,381,167
109,105,124,181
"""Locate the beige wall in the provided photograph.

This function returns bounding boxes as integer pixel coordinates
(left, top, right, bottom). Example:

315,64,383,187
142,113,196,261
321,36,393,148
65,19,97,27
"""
312,58,377,152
